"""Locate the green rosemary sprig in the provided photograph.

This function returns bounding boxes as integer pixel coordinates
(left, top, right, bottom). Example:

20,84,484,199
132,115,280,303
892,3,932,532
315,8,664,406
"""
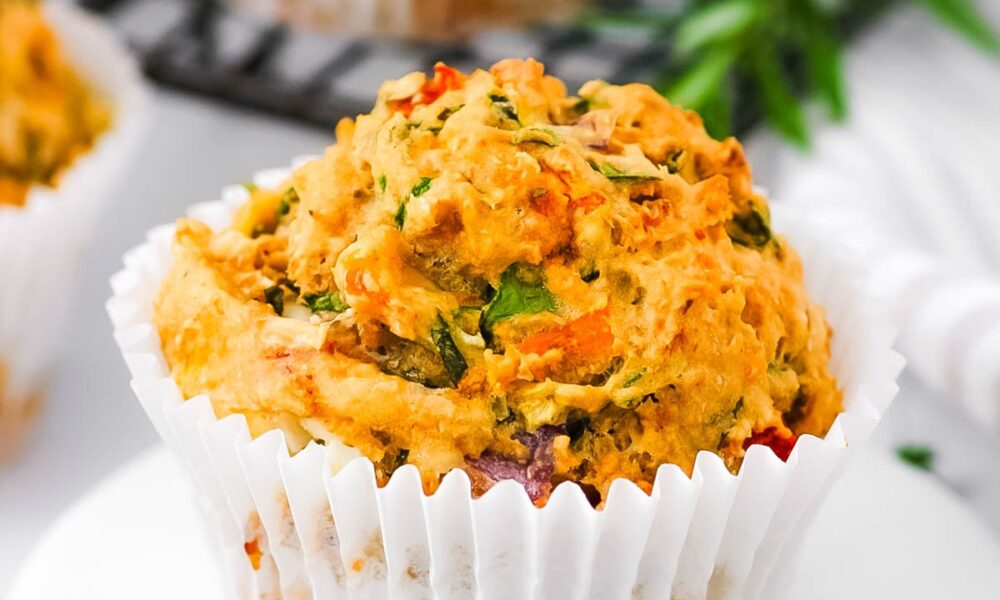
580,0,999,146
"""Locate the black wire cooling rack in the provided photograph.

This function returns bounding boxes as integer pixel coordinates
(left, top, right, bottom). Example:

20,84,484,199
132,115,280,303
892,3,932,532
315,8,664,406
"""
77,0,681,128
76,0,889,133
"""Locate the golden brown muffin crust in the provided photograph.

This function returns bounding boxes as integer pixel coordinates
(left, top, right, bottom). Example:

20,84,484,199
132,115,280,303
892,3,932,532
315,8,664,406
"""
155,60,841,503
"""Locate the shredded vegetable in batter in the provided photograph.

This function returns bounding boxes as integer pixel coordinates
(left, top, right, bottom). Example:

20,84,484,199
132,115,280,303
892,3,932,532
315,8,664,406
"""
155,60,841,505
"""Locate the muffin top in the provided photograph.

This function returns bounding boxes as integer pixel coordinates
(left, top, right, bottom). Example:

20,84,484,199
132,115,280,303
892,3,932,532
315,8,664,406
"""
0,0,111,207
155,59,841,504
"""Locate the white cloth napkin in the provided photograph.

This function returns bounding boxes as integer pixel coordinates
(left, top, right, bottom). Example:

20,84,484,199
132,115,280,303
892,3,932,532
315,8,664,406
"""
749,4,1000,429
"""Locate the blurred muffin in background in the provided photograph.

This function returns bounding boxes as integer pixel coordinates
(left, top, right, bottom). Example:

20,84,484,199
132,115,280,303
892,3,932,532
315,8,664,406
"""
232,0,585,40
0,0,145,460
0,0,111,207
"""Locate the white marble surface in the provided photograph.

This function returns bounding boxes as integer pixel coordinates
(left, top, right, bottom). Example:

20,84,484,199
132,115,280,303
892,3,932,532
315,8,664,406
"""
3,70,1000,597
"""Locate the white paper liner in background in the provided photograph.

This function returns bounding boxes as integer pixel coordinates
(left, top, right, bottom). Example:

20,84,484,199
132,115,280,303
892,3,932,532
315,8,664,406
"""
0,1,148,447
107,165,903,600
746,4,1000,430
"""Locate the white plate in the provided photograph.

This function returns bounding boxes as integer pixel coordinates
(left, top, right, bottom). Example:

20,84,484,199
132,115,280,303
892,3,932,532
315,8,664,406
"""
10,445,1000,599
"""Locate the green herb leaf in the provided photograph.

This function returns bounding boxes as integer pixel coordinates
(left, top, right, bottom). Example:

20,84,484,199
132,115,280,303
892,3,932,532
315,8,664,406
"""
897,444,935,471
438,104,464,121
431,315,468,386
242,181,258,192
489,93,521,126
664,45,738,112
411,177,433,197
481,264,557,330
577,8,677,30
675,0,761,56
378,175,387,192
304,291,349,313
263,285,284,316
920,0,1000,55
593,162,661,181
697,85,734,140
277,187,299,219
622,368,646,388
727,201,773,248
806,28,848,121
512,127,559,146
751,44,810,148
394,201,407,229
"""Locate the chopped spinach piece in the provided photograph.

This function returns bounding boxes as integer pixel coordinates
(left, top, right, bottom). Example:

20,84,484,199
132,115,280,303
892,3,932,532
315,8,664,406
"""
512,127,559,146
277,187,299,219
378,174,387,192
428,126,442,136
438,104,464,121
276,199,291,218
571,97,591,115
431,315,468,386
727,202,772,248
622,368,646,388
263,285,284,315
592,162,661,181
411,176,433,197
304,291,349,314
241,181,258,192
480,264,557,330
732,397,745,418
489,92,521,126
897,444,934,471
394,201,407,229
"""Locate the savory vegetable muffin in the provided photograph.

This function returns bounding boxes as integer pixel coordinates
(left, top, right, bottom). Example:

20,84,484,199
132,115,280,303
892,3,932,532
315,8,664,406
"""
0,0,111,207
155,59,841,505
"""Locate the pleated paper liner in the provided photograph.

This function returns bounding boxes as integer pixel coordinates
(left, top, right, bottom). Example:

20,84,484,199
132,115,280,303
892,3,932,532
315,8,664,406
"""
108,164,903,599
0,2,148,459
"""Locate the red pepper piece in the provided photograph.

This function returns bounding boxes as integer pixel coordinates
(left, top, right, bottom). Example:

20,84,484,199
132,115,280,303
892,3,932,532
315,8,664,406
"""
743,426,798,462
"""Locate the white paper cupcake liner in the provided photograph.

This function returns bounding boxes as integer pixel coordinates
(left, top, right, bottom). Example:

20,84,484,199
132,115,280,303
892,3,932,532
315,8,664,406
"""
0,1,148,444
107,164,903,600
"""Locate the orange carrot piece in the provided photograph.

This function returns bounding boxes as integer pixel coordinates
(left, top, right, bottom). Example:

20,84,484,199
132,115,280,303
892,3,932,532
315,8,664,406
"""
519,308,613,357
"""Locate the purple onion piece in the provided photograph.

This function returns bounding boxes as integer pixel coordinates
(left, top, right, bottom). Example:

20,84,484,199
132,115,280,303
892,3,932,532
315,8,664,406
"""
468,425,566,502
